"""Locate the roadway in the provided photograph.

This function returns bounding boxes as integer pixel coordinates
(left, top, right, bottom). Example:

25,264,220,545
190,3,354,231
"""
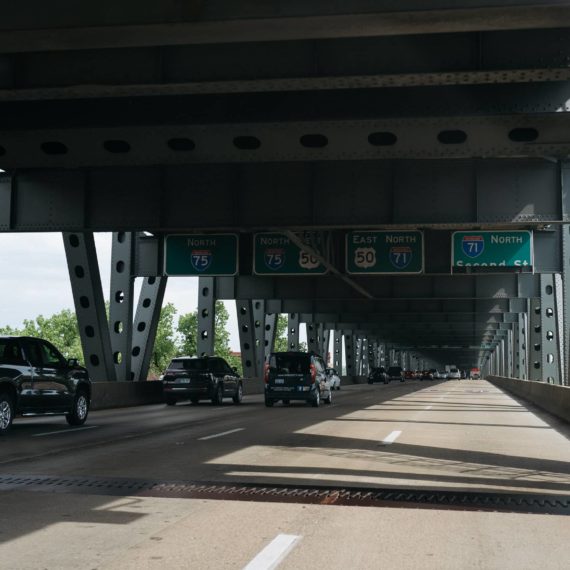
0,380,569,569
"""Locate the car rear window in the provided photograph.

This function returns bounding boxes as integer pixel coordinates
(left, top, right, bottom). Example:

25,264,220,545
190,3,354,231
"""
270,353,310,374
168,359,209,371
387,367,402,375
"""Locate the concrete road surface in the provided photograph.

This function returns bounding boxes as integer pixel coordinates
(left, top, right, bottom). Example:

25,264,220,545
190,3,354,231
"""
0,380,569,569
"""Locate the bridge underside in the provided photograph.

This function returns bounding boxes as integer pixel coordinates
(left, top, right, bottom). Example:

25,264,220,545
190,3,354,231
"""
0,0,569,385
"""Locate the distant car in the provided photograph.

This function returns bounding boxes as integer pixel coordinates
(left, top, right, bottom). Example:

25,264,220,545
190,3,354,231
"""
470,369,481,379
326,368,341,390
0,336,91,435
387,366,404,382
265,352,331,407
368,367,388,384
162,356,242,405
434,370,447,380
420,370,434,381
404,370,416,380
448,368,461,380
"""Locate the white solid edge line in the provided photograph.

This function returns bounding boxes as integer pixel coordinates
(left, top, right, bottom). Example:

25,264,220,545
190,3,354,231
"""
243,534,302,570
382,430,402,444
198,427,244,441
425,405,433,410
33,425,99,437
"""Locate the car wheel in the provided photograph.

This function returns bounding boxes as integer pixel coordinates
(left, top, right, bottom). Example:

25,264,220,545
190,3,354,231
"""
282,399,290,405
233,383,243,405
264,396,274,407
0,392,14,435
337,385,341,390
324,391,332,405
190,397,200,405
367,379,373,384
311,390,321,408
212,384,224,405
165,397,177,406
66,390,89,426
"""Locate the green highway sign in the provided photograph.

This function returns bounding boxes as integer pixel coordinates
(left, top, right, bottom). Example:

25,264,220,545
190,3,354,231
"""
346,230,424,274
254,233,328,275
164,234,238,276
452,231,533,270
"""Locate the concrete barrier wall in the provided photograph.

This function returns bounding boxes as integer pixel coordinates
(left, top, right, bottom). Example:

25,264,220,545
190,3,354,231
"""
487,376,570,423
91,375,366,410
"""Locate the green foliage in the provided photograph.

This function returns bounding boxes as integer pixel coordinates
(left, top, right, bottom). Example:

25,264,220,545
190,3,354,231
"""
273,314,289,353
0,309,84,363
177,311,198,357
149,302,178,379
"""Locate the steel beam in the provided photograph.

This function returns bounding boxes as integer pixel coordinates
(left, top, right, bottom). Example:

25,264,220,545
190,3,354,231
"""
131,276,167,381
333,330,343,374
236,300,259,379
287,313,300,351
264,313,277,364
63,232,116,382
109,231,135,381
252,300,266,376
540,274,561,384
197,277,215,357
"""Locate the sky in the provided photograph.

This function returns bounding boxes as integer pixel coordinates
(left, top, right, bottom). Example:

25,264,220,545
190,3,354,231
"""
0,233,243,350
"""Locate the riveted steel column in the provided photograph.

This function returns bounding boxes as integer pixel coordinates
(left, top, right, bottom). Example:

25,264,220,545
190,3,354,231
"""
555,273,566,385
560,161,570,385
63,232,116,382
540,274,561,384
236,300,258,379
287,313,300,350
252,300,266,375
264,313,277,363
529,297,542,380
197,277,215,357
109,231,135,381
131,276,167,381
306,322,319,353
344,331,356,378
333,330,343,373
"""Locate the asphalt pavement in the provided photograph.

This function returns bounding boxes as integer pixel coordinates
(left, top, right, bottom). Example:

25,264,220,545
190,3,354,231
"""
1,379,569,569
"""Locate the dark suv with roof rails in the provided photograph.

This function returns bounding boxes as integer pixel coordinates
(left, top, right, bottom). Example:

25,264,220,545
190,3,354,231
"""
0,336,91,435
162,356,242,405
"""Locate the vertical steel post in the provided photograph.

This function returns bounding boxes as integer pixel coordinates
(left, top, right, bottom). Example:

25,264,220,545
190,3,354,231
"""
540,274,561,384
264,313,277,364
560,161,570,384
252,300,266,376
109,232,135,381
344,331,356,378
306,322,319,353
197,277,216,357
287,313,300,350
131,276,167,381
63,232,116,382
529,297,542,381
236,300,258,379
333,330,343,374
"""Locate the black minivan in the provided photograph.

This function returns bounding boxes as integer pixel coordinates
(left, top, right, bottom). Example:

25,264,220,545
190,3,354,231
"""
265,352,332,407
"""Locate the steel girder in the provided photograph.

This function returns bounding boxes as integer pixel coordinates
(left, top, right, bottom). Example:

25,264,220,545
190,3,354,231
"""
197,277,215,357
1,160,565,232
236,300,259,379
63,232,116,382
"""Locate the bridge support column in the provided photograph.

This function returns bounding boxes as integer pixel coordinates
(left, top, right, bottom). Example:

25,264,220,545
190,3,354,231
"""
197,277,216,357
63,232,116,382
109,232,135,381
252,300,266,376
333,330,343,374
540,274,561,384
264,312,277,363
306,322,319,353
236,300,258,379
344,331,356,378
529,297,542,380
322,327,331,364
287,313,300,350
131,276,167,381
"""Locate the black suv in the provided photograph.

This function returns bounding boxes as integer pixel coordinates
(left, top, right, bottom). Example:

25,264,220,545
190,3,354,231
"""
368,367,389,384
162,356,242,405
387,366,404,382
0,336,91,435
265,352,331,407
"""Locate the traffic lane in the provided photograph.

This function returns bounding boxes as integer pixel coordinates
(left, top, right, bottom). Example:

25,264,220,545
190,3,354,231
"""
3,380,570,495
1,489,569,570
0,381,430,473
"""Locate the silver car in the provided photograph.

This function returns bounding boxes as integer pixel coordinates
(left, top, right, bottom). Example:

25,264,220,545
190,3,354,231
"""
326,368,342,390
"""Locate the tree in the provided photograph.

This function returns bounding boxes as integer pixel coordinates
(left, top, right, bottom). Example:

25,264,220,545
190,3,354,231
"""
177,301,242,374
1,309,84,363
149,302,178,378
273,314,289,353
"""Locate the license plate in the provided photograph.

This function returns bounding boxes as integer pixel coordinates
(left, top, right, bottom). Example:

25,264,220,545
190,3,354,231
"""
175,379,190,384
275,378,285,384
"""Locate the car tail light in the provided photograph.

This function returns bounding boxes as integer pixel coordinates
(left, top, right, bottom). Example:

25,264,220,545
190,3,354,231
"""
310,363,317,383
264,363,270,384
